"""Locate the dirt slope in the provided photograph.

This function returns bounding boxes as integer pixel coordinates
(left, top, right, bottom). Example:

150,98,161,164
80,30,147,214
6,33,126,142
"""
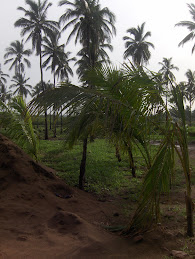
0,134,193,258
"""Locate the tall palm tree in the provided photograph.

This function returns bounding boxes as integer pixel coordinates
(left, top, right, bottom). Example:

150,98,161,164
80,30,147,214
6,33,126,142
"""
32,81,53,137
15,0,59,139
42,32,75,136
10,74,32,99
42,32,75,87
4,40,32,76
158,57,179,120
75,43,113,80
59,0,116,189
185,69,195,126
176,3,195,53
59,0,116,68
123,22,154,66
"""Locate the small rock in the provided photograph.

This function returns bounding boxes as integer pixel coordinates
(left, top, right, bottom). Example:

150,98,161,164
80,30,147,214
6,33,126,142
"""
171,250,188,258
133,235,143,243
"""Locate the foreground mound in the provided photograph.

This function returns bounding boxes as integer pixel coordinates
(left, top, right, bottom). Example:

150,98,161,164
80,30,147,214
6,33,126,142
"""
0,134,192,258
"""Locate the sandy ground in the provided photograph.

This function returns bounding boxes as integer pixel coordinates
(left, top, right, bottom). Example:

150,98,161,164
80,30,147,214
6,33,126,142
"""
0,133,194,258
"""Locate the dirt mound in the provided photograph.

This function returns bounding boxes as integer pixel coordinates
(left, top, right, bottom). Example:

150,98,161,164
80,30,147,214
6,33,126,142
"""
0,134,193,258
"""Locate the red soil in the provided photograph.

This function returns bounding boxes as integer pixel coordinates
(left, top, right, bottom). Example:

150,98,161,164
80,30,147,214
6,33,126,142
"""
0,134,194,258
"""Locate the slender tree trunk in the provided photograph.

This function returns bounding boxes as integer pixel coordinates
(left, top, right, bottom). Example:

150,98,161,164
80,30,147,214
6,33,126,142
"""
189,97,192,127
60,106,63,134
39,42,48,140
124,141,136,178
50,108,52,130
79,137,88,190
115,145,121,162
44,110,48,140
53,74,56,138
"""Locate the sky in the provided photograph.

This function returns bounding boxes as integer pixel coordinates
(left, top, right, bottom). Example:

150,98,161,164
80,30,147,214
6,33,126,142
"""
0,0,195,95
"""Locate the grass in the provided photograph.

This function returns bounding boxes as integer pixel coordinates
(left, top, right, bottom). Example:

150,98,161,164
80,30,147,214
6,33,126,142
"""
39,138,148,197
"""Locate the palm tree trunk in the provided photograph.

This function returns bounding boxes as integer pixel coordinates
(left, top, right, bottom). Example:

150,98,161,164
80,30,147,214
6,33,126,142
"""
60,106,63,134
124,141,136,178
79,137,88,190
115,145,121,162
39,43,48,140
53,74,56,138
44,110,48,140
189,96,192,126
50,108,52,130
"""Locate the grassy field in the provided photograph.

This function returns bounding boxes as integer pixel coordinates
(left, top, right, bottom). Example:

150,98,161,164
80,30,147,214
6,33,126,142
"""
39,138,147,198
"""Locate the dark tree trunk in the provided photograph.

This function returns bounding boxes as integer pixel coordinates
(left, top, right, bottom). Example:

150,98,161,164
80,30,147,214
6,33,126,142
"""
115,145,121,162
185,193,194,237
189,96,192,126
53,74,57,138
50,108,52,130
79,138,88,190
60,106,63,134
39,42,48,140
44,110,48,140
125,141,136,178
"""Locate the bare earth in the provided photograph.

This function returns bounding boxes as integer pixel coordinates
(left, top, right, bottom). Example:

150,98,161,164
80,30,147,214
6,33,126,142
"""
0,134,194,258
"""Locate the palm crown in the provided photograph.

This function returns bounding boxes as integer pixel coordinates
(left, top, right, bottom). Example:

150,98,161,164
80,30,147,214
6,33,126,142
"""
4,40,32,75
176,3,195,53
10,74,32,98
123,22,154,66
15,0,59,55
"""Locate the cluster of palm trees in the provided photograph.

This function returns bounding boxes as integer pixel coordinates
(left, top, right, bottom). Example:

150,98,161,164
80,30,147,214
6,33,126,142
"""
0,0,195,237
0,0,194,123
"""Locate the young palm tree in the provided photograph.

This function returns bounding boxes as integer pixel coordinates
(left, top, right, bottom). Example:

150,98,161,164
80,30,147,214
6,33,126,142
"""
10,74,32,99
123,22,154,66
59,0,116,189
15,0,59,139
158,57,179,120
185,69,195,126
4,40,32,76
176,3,195,53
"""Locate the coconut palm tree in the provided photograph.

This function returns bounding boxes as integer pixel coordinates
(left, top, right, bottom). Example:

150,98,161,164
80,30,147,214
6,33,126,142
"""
32,81,53,138
176,3,195,53
59,0,116,189
15,0,59,139
75,43,113,81
123,22,154,66
42,32,75,136
185,69,195,126
158,57,179,120
4,40,32,76
42,32,75,87
10,74,32,99
59,0,116,68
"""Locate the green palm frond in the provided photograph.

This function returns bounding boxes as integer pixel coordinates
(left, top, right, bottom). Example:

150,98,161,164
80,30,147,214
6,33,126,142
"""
0,97,39,160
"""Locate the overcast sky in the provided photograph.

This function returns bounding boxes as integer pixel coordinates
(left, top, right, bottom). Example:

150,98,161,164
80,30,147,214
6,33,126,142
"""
0,0,195,92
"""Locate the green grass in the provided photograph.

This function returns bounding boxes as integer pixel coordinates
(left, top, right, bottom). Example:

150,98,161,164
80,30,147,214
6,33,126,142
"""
39,138,147,197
